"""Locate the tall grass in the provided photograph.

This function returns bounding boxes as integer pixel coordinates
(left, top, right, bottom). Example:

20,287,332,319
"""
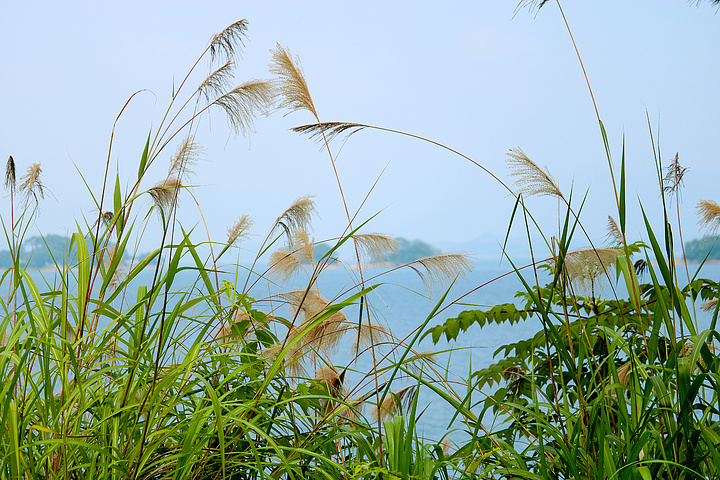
3,4,720,480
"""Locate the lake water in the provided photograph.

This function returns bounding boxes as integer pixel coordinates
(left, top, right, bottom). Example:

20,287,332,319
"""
12,259,720,444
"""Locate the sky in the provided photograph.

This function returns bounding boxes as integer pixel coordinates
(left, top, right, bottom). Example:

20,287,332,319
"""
1,1,719,262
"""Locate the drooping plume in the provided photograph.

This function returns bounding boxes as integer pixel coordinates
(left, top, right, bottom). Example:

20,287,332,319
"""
212,79,274,136
409,253,473,295
19,163,45,202
209,19,249,61
353,233,399,265
273,195,316,239
697,200,720,234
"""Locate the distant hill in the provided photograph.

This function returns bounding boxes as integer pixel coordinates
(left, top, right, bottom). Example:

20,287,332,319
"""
684,236,720,262
387,237,440,264
0,234,126,269
0,234,75,269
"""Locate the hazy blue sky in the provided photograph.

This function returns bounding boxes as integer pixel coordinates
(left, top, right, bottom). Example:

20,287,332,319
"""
1,2,718,260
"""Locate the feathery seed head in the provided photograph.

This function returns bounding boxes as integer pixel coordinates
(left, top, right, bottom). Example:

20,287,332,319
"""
149,176,182,212
617,362,633,387
506,147,563,199
553,247,623,295
634,258,648,277
353,233,399,264
198,59,234,102
227,215,253,246
168,136,203,182
697,200,720,234
209,20,248,61
212,79,274,136
262,344,306,377
315,366,344,398
270,44,317,118
701,299,718,313
406,350,438,374
19,163,45,202
663,153,687,197
274,195,316,239
370,386,416,422
292,230,315,264
411,253,473,295
269,249,302,283
293,122,367,144
605,216,624,246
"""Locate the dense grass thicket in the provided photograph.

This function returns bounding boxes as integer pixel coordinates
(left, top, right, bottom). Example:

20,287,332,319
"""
3,5,720,480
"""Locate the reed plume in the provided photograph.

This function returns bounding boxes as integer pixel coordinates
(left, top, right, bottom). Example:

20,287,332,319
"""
227,215,253,246
270,44,317,118
19,162,45,202
209,19,248,61
663,153,687,197
370,386,417,422
292,122,367,143
315,366,344,398
282,290,349,352
168,136,203,182
262,343,306,377
506,147,563,199
268,230,315,282
353,233,399,264
273,195,316,239
268,249,302,284
149,177,182,213
409,253,473,295
555,247,623,295
4,156,15,191
697,200,720,233
634,258,648,277
212,79,274,136
605,215,623,246
198,59,234,102
701,299,718,313
617,362,632,386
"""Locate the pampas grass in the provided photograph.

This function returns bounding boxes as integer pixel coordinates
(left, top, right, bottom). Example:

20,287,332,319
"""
353,233,399,264
605,215,623,246
697,199,720,233
149,176,182,212
209,19,249,61
18,162,45,201
212,79,274,136
370,386,416,422
227,215,253,245
506,147,563,199
273,195,317,239
270,44,317,118
168,136,203,181
409,253,473,295
554,247,623,295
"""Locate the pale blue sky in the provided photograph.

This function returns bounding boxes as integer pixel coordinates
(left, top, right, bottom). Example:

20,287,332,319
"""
1,1,718,260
